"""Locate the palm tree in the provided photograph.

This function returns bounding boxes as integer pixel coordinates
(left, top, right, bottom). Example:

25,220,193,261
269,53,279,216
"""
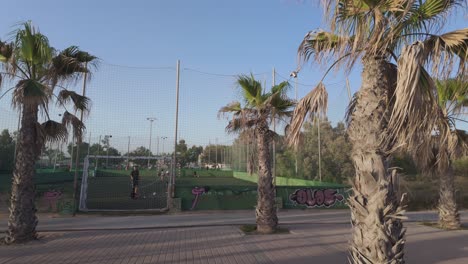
288,1,467,262
219,74,294,234
0,22,98,244
431,78,468,229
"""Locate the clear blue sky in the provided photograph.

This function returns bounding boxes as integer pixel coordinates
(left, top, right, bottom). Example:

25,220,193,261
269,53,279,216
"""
1,0,467,153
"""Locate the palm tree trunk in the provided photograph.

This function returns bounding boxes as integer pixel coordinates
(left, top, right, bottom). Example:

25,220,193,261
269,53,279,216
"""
255,122,278,234
438,165,460,229
4,105,39,244
347,58,406,263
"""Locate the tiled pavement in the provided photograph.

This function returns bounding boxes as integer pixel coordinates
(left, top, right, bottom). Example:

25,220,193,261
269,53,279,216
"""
1,222,467,264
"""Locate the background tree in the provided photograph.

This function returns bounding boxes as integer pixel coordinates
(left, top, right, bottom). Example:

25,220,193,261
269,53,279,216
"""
0,129,15,172
124,146,153,166
0,22,97,244
175,139,188,167
219,74,294,234
186,145,203,165
427,78,468,229
288,1,466,262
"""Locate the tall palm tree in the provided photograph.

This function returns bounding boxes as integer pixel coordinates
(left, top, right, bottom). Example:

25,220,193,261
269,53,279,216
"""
288,1,467,262
431,78,468,229
219,74,294,234
0,22,98,244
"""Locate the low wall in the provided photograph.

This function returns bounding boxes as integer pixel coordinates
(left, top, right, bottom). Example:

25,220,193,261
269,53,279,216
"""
175,184,348,211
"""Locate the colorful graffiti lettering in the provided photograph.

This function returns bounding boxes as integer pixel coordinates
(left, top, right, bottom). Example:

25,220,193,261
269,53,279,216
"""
44,191,63,212
289,188,344,208
191,186,209,210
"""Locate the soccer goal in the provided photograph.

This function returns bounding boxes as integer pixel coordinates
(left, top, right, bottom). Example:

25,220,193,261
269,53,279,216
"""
79,155,173,211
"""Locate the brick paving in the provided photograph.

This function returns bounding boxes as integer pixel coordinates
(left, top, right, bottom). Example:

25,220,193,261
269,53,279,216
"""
1,222,467,264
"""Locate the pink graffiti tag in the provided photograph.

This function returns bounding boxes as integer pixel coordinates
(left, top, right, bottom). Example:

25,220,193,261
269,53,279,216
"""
290,189,344,208
191,187,208,210
44,191,62,212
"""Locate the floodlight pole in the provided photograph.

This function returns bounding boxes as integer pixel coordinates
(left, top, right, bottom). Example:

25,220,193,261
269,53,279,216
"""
161,136,167,153
272,67,276,186
95,135,101,171
127,136,130,170
318,117,322,182
72,61,88,216
294,75,298,177
170,59,180,203
147,117,157,168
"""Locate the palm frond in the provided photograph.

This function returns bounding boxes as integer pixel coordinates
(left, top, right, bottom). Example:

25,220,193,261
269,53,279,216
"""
0,40,14,63
218,101,242,116
49,46,99,86
56,89,91,113
61,111,85,140
14,21,52,67
345,91,359,126
236,74,263,106
421,28,468,77
395,0,462,40
436,78,468,114
225,114,258,134
386,42,440,161
41,120,68,142
12,79,50,109
271,81,291,95
297,30,355,71
287,82,328,147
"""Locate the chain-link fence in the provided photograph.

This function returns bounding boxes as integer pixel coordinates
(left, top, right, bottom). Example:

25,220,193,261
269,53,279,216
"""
1,60,354,211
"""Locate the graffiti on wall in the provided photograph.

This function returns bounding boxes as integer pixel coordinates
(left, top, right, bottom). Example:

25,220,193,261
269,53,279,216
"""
191,186,209,210
289,188,344,208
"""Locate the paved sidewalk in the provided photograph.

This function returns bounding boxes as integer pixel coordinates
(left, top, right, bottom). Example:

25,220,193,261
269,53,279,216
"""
0,222,467,264
2,209,466,232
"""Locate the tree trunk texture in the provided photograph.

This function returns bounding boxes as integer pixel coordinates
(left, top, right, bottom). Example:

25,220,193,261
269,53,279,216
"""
247,142,256,175
438,165,460,229
4,105,39,244
347,58,406,263
255,122,278,234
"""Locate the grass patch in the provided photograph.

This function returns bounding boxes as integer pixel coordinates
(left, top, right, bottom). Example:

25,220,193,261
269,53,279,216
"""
239,224,290,235
420,222,468,230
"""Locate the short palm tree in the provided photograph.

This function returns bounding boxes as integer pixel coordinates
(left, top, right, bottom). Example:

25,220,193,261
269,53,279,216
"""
288,1,467,262
0,22,97,244
219,74,294,234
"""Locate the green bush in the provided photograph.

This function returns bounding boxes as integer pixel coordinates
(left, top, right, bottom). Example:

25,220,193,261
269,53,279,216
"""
453,157,468,177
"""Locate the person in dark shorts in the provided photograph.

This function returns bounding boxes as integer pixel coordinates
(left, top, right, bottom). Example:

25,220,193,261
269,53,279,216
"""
130,165,140,199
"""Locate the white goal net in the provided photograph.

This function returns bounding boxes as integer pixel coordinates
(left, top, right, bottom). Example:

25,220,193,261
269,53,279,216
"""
79,155,173,211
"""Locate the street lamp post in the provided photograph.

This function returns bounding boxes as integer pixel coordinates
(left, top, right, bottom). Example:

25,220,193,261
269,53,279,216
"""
147,117,157,168
104,135,112,168
161,136,168,154
95,135,101,171
103,135,112,168
291,71,298,177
